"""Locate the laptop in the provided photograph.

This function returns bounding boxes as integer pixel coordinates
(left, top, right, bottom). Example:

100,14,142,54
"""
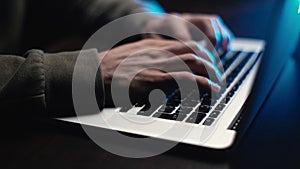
58,0,300,153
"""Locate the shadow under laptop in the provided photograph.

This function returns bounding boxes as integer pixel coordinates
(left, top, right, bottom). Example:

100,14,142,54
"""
39,119,233,167
14,116,285,169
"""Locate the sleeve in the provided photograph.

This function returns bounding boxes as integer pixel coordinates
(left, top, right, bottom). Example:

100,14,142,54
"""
20,0,165,52
0,49,104,118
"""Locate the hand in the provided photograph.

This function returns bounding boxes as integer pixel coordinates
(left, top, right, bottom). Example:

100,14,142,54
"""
99,39,222,106
144,13,234,51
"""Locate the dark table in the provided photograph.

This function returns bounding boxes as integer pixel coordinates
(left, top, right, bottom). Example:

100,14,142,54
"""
1,0,300,169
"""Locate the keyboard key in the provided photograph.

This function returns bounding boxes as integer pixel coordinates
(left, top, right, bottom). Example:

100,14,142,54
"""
215,104,226,111
230,70,239,78
158,105,175,113
181,100,199,107
203,118,215,126
197,105,211,113
209,111,221,118
134,102,144,107
137,111,153,116
137,103,160,116
231,84,239,92
170,113,187,121
221,96,231,104
224,52,254,87
176,107,193,114
154,112,187,121
201,97,217,106
226,81,231,87
226,76,234,84
157,113,172,119
227,91,235,97
141,104,151,111
186,112,206,124
221,51,241,70
166,98,181,106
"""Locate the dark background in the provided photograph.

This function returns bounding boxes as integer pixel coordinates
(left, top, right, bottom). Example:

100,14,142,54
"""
2,0,300,169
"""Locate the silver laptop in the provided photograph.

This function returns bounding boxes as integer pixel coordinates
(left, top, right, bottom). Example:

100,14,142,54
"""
58,0,300,151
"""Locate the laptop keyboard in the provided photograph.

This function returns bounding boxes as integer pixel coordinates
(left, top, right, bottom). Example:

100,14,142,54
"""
120,50,261,126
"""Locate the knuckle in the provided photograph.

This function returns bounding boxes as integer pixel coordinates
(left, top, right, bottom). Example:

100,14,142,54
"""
157,73,170,82
183,53,197,62
181,72,193,80
173,72,191,81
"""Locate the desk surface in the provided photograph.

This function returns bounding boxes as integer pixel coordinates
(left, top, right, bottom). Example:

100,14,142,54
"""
2,1,300,169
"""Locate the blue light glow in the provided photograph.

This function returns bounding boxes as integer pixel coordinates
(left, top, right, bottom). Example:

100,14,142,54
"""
135,0,165,14
298,5,300,14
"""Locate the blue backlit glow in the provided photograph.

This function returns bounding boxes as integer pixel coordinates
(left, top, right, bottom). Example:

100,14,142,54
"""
298,5,300,14
134,0,165,14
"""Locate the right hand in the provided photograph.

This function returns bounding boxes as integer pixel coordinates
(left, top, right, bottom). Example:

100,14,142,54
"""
99,39,223,106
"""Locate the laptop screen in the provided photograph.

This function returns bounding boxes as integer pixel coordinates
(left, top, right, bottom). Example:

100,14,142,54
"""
244,0,300,126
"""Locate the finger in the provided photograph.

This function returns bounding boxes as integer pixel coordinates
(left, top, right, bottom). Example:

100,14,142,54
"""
141,39,217,64
210,18,222,49
181,54,223,84
163,41,217,64
214,18,230,51
165,53,222,84
182,14,225,49
190,17,221,48
165,72,221,94
215,18,235,50
131,70,221,104
185,41,217,64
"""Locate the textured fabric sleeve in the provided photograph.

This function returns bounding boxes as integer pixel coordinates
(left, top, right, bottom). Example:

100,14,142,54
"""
44,49,104,117
0,49,104,118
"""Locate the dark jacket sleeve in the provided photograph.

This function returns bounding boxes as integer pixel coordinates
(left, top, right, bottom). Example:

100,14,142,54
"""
0,0,164,118
0,49,103,117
